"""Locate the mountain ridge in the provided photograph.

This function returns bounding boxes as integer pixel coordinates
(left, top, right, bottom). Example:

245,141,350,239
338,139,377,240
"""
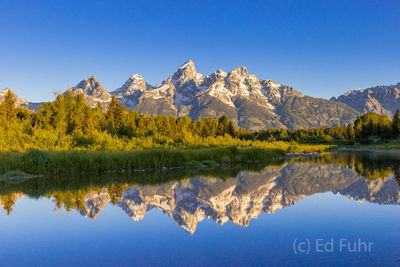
331,82,400,116
0,60,369,129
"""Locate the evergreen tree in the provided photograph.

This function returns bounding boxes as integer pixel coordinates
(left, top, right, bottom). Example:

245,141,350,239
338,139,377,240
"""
392,109,400,139
346,123,355,140
0,90,17,120
106,96,124,131
217,115,230,136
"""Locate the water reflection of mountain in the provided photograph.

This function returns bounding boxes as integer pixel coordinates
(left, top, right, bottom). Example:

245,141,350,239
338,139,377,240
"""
77,162,399,234
334,176,400,205
2,154,400,233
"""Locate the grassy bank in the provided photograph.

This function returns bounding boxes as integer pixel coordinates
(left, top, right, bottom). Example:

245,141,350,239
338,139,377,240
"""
0,147,285,176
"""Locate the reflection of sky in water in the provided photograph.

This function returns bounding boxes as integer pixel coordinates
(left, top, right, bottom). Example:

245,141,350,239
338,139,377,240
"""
1,191,399,266
1,158,400,266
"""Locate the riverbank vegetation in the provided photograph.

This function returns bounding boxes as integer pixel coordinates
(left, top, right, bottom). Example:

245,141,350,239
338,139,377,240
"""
0,147,285,176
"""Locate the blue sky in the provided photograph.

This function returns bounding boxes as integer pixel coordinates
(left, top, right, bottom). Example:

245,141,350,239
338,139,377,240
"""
0,0,399,102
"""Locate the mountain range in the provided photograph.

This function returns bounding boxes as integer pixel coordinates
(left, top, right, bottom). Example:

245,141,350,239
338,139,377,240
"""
2,60,399,129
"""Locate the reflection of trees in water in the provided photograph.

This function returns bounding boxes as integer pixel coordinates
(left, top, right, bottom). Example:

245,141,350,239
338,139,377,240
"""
51,184,129,213
298,151,400,181
394,166,400,185
0,184,131,215
0,193,18,215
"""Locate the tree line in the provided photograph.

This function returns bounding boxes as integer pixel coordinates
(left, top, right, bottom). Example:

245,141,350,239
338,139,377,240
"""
1,89,399,151
245,111,400,144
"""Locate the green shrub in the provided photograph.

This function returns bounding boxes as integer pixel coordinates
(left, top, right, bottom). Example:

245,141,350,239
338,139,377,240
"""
286,145,301,153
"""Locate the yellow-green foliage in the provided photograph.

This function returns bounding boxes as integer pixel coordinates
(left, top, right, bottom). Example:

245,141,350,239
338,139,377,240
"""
0,119,331,152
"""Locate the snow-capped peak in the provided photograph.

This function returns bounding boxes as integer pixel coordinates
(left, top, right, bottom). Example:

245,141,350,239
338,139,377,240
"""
262,80,282,89
178,60,195,70
111,74,152,97
204,69,227,86
228,66,249,77
172,60,200,85
75,76,107,95
172,60,197,85
129,74,145,81
213,69,227,78
68,76,112,104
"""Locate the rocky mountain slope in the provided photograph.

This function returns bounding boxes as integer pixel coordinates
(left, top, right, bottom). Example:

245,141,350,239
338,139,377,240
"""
331,83,400,116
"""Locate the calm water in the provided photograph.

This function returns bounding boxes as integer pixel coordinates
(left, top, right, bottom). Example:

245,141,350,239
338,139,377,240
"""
1,151,400,266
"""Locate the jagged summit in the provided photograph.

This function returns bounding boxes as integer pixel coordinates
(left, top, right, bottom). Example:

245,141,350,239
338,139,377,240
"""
204,69,227,86
72,76,109,98
111,74,154,109
215,68,227,76
66,76,112,110
228,66,249,77
112,74,152,98
171,59,203,86
178,59,196,70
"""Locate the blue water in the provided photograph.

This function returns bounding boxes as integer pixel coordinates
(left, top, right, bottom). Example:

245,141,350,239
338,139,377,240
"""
0,153,400,266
